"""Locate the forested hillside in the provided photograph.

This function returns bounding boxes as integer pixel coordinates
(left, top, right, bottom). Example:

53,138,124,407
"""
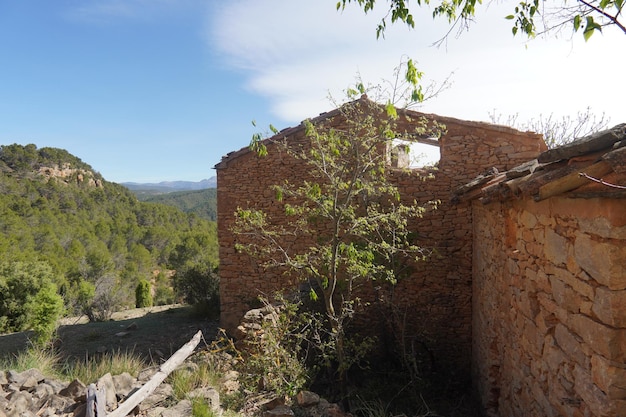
0,144,218,336
135,189,217,221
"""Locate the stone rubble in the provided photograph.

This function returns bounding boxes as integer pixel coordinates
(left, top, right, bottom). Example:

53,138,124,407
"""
0,365,349,417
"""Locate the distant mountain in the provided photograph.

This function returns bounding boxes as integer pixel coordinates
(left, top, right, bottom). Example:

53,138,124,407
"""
121,177,216,193
140,188,217,221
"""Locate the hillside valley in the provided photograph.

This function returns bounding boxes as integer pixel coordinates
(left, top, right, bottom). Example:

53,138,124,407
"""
0,144,219,339
130,188,217,222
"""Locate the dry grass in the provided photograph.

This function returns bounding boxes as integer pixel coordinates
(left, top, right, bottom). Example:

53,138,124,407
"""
61,350,146,384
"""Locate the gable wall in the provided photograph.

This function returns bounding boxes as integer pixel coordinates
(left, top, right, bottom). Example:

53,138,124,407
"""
472,197,626,417
216,114,545,376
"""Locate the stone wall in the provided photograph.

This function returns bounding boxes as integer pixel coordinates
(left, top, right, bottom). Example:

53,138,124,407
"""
472,197,626,417
216,104,545,376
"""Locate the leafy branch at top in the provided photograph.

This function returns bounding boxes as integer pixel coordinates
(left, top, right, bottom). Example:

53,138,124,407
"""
337,0,625,41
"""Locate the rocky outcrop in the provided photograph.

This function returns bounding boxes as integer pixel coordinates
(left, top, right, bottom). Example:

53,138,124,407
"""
38,163,103,188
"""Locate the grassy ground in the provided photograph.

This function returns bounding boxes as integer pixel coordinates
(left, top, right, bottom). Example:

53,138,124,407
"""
0,305,218,364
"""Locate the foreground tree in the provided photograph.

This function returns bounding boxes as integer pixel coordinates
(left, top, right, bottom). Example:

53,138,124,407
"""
0,261,64,344
337,0,625,40
234,94,439,389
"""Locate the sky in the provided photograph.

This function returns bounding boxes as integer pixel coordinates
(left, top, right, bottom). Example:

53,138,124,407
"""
0,0,624,183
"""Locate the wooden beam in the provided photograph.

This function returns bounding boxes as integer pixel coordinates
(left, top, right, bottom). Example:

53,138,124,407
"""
535,160,613,201
107,330,203,417
603,145,626,174
537,123,626,163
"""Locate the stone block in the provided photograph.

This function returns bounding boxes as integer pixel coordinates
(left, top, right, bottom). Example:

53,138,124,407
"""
554,324,589,369
573,365,611,417
568,314,626,361
592,286,626,328
574,232,626,290
591,355,626,400
613,400,626,416
579,217,626,239
551,266,594,300
518,209,537,229
543,341,566,374
545,228,569,266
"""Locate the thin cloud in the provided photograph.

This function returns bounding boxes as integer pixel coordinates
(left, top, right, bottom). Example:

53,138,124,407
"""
211,1,624,125
209,0,441,122
65,0,203,24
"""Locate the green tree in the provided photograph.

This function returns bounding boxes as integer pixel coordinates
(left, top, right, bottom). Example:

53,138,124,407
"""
27,282,65,346
0,261,63,334
235,96,437,389
135,279,154,308
169,230,220,314
337,0,625,41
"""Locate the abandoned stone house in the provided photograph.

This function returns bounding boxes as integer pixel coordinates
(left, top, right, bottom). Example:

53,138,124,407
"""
215,95,626,416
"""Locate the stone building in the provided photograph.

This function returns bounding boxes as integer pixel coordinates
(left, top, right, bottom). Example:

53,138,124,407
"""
215,93,626,415
215,96,545,375
455,124,626,416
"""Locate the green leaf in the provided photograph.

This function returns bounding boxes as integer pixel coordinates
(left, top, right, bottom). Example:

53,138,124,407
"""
411,87,424,103
583,16,602,41
385,101,398,119
405,58,422,86
505,14,515,19
573,14,581,31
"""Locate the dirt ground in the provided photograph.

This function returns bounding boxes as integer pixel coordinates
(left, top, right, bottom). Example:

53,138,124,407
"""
0,305,219,363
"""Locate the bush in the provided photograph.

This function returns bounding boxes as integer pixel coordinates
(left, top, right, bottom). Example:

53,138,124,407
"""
83,274,127,322
173,262,219,314
28,282,64,346
135,279,153,308
0,261,62,334
236,296,314,399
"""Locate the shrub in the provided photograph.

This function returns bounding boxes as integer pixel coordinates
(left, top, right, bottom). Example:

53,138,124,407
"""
28,282,65,346
135,279,153,308
236,296,314,399
191,397,215,417
173,262,219,315
168,361,220,401
83,274,127,322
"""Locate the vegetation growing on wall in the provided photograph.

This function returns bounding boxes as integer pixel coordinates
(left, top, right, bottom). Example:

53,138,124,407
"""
234,94,440,394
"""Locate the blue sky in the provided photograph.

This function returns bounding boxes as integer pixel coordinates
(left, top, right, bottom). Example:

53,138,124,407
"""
1,1,624,183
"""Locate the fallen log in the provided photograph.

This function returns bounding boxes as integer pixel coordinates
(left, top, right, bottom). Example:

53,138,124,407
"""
103,330,203,417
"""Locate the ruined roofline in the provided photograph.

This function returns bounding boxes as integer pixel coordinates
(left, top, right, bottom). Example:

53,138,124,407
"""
214,94,539,170
453,123,626,203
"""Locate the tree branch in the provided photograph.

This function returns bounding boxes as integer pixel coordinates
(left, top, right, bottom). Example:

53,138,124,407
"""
577,0,626,33
579,172,626,189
